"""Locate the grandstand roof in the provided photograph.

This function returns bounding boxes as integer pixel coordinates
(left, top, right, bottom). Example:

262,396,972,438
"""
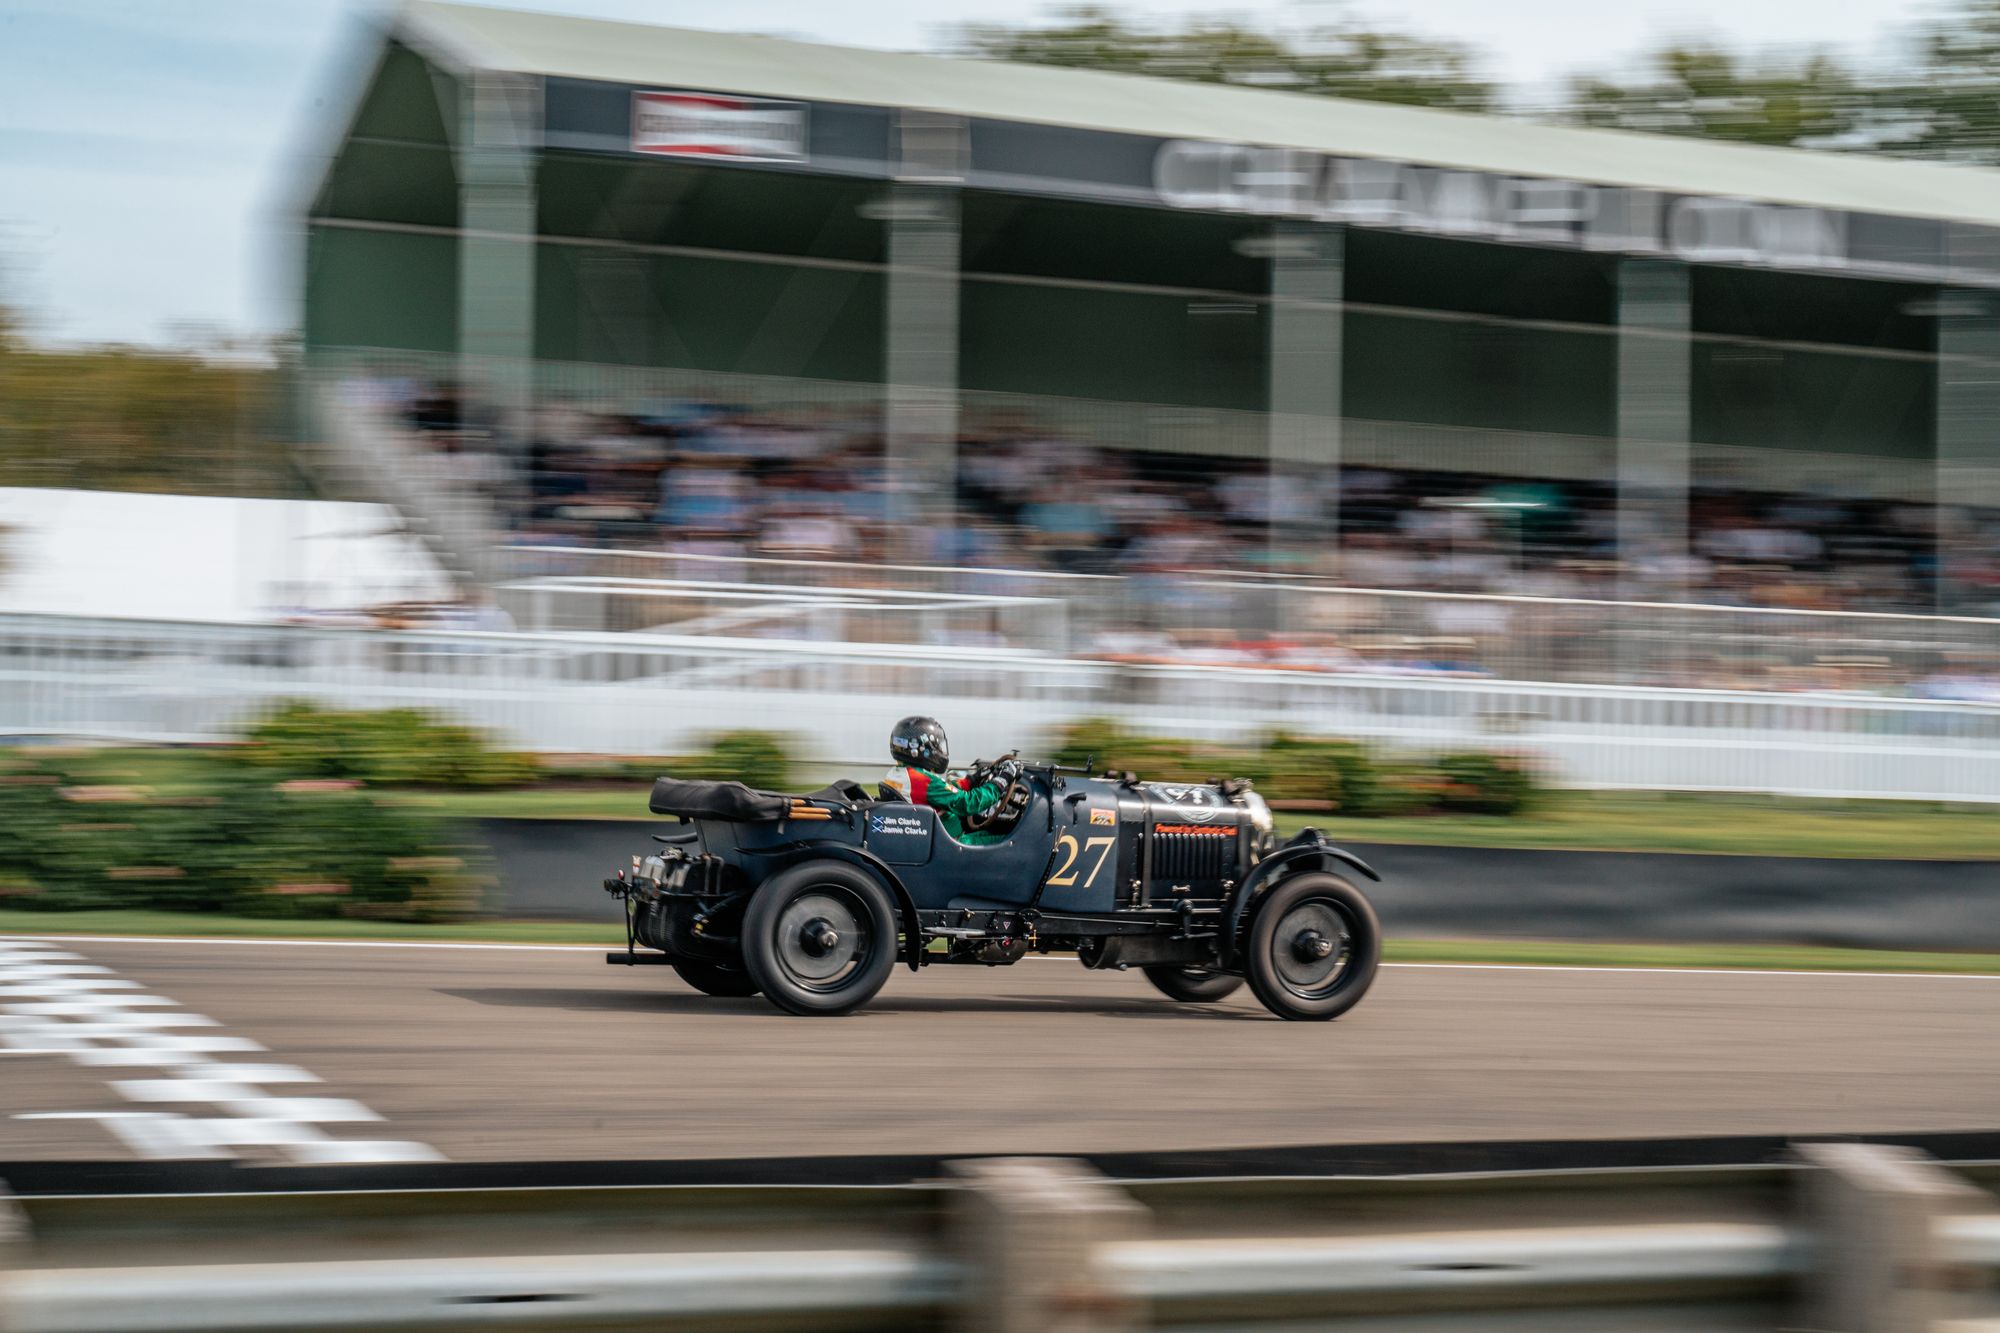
396,0,2000,230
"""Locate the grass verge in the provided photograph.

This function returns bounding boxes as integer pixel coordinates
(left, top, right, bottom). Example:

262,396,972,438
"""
393,788,2000,861
5,911,2000,975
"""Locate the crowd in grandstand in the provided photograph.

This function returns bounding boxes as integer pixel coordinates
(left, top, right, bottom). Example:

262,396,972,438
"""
330,374,2000,695
375,376,1944,619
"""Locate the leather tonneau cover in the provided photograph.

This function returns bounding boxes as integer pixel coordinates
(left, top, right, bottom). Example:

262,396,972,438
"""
649,777,791,822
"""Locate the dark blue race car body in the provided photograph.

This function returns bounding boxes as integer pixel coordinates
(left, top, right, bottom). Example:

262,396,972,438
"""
602,760,1383,1020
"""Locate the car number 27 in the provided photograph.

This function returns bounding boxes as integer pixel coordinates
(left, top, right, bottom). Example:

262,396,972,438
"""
1045,834,1116,888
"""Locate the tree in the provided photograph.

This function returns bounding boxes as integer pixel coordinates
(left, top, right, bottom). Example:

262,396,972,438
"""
0,338,295,497
947,6,1498,114
1566,45,1864,148
1871,0,2000,163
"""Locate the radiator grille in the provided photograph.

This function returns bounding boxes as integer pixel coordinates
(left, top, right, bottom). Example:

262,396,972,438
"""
1151,829,1238,884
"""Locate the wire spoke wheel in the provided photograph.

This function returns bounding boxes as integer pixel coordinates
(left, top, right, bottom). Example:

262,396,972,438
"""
1245,872,1381,1021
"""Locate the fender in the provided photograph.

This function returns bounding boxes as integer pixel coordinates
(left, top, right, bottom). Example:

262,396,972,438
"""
1222,830,1380,965
759,842,927,972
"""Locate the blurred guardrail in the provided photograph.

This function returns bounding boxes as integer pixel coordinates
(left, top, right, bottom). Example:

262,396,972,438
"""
497,546,2000,690
504,544,2000,684
9,611,2000,802
494,571,1074,650
2,1145,1996,1330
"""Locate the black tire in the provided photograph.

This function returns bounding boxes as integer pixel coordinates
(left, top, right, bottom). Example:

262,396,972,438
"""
1142,966,1245,1003
741,862,899,1016
670,957,761,998
1244,872,1380,1021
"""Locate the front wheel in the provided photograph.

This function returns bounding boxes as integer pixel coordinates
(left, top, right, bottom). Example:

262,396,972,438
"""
741,862,898,1016
1244,873,1380,1021
670,957,761,997
1142,966,1244,1003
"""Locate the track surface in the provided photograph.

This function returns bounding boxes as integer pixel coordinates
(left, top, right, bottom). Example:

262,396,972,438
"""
5,935,2000,1165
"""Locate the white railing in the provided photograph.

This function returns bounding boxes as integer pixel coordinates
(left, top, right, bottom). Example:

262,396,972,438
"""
494,572,1073,649
8,612,2000,801
500,547,2000,689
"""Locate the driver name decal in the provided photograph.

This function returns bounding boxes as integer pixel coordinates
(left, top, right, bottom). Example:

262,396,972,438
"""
869,813,928,837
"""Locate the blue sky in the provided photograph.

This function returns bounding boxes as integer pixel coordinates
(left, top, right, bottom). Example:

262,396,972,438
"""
0,0,1928,346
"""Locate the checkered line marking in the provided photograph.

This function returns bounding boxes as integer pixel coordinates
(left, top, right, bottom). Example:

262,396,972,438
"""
0,937,442,1164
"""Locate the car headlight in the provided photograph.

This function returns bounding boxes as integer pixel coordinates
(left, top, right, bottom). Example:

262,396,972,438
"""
1240,790,1274,837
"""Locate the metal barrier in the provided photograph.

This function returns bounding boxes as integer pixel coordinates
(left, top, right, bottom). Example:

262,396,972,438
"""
494,572,1074,650
497,547,2000,690
9,611,2000,801
2,1146,1996,1330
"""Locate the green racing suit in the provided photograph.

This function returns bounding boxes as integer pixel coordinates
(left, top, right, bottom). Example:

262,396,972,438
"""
883,765,1007,845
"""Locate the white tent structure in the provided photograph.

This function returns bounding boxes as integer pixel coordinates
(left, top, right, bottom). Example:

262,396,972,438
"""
0,488,453,623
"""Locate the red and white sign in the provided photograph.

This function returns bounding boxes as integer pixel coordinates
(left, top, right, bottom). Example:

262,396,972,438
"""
631,91,807,163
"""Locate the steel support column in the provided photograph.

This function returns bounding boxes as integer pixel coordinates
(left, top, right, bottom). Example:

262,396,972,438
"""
457,69,539,450
1616,259,1692,603
1935,292,2000,612
1266,223,1344,586
882,112,965,567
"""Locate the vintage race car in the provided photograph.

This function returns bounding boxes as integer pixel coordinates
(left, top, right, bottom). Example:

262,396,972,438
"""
600,755,1382,1020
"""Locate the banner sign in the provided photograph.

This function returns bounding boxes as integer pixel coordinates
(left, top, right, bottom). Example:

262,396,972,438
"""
631,91,807,162
1153,140,1886,277
537,77,2000,286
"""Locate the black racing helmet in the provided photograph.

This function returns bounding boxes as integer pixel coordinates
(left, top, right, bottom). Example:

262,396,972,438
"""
890,715,948,771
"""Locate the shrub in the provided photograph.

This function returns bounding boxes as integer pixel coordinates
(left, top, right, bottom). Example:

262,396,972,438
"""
677,731,793,791
240,701,536,788
535,732,796,792
1261,734,1383,814
1044,720,1544,818
0,749,488,921
1429,751,1541,815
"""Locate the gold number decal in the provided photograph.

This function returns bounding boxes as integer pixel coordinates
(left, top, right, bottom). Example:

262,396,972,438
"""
1081,837,1116,888
1047,835,1082,886
1048,835,1118,890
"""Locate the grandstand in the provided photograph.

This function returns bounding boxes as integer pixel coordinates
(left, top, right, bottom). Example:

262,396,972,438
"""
289,0,2000,695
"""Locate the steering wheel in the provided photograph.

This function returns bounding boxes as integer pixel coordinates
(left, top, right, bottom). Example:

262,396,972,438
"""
964,758,1031,835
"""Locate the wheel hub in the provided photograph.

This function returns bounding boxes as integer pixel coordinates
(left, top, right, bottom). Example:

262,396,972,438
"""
775,891,869,989
1292,929,1335,962
800,918,841,957
1271,899,1352,998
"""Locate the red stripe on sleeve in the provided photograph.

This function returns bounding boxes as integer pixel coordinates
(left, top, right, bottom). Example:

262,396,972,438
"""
908,768,929,803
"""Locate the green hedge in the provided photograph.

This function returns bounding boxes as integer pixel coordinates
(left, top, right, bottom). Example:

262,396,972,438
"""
535,732,793,792
241,702,538,788
1049,720,1542,817
245,702,793,793
0,750,486,921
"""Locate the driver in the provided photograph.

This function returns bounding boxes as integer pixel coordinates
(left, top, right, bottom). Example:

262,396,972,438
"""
882,716,1011,846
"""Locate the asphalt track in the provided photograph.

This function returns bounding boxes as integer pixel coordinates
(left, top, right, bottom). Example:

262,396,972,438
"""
5,934,2000,1167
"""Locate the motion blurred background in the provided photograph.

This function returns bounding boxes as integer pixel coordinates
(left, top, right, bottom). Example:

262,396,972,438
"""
16,6,2000,1331
10,0,2000,937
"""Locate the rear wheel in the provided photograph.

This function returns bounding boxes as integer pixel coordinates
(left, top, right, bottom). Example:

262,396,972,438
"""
1142,966,1244,1003
1245,873,1380,1021
670,957,760,997
742,862,898,1016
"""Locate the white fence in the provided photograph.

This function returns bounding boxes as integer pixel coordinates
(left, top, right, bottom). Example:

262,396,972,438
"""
502,546,2000,690
9,612,2000,802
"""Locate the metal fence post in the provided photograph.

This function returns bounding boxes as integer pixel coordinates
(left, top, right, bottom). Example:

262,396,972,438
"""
948,1157,1148,1333
1795,1142,1993,1333
0,1179,26,1326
